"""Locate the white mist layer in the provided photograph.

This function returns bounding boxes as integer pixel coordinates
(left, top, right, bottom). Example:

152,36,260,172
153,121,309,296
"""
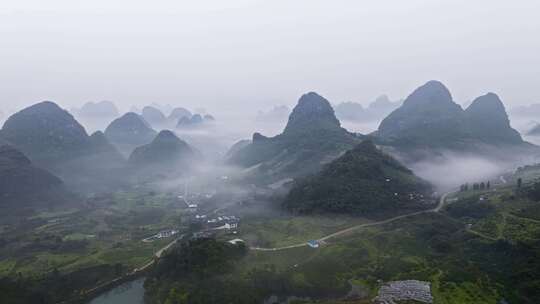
410,154,512,191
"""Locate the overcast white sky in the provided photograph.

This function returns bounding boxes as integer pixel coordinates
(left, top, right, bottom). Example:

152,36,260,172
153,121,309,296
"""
1,0,539,115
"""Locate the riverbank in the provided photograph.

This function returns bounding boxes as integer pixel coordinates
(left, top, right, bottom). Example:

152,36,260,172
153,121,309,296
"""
89,278,146,304
57,235,183,304
57,267,149,304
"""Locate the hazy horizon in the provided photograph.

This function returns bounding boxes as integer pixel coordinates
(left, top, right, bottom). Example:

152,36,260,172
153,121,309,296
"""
3,3,540,303
1,0,540,115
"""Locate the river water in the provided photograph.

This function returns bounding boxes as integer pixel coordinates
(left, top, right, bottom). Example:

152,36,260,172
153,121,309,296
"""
88,278,146,304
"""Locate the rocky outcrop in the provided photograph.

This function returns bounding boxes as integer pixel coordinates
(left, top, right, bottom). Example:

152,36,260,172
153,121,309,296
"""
227,92,359,184
283,92,341,135
465,93,523,144
376,81,529,154
377,81,464,147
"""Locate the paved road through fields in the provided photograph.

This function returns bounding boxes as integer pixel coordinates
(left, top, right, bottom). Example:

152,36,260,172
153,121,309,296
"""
251,191,453,252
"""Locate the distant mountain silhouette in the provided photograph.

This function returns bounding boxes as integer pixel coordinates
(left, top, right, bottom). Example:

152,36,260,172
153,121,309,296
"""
128,130,196,180
150,103,173,116
334,102,366,121
129,130,194,164
334,95,401,123
284,140,432,217
369,94,394,110
176,113,215,129
142,106,167,127
74,101,121,132
78,101,119,118
227,92,360,184
168,107,192,122
368,95,402,117
105,112,157,148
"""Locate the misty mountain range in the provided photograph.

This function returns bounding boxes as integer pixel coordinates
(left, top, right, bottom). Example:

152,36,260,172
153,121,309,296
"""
4,2,540,303
374,81,535,162
0,80,538,210
2,80,540,304
254,95,401,126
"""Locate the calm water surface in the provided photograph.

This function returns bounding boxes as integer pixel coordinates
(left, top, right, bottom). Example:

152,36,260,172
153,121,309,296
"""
89,278,145,304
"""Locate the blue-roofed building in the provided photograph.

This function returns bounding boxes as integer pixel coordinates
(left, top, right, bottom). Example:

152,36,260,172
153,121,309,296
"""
307,240,320,248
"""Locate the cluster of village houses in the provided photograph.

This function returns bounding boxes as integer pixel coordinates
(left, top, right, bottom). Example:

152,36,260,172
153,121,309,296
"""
190,214,242,242
195,214,240,231
142,229,179,242
373,280,433,304
142,189,241,243
179,189,241,232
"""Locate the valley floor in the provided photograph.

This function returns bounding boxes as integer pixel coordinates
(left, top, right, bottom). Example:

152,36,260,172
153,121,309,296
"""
218,180,540,304
2,174,540,304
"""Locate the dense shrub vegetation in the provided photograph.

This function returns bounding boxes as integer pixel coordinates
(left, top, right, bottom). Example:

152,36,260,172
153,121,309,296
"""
0,264,124,304
445,196,495,218
284,140,432,217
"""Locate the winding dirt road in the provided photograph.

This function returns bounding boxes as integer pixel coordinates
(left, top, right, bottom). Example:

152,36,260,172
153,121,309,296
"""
250,191,453,252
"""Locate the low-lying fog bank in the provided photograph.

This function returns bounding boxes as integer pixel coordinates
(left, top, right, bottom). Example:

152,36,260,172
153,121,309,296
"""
407,150,540,191
410,154,509,191
68,107,540,195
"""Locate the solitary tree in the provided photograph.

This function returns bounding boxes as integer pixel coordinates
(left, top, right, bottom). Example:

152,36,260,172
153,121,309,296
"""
517,178,522,189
